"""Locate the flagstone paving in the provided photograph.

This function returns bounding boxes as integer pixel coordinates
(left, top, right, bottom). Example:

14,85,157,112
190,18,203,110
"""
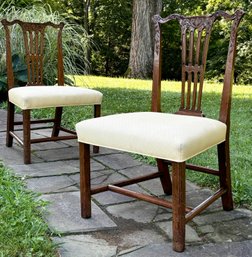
0,109,251,256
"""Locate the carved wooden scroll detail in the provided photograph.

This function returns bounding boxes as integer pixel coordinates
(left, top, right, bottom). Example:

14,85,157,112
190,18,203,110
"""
1,19,64,88
152,10,245,117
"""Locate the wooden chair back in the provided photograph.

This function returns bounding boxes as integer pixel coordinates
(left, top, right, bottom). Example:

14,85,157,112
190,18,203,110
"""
1,19,65,89
152,10,245,129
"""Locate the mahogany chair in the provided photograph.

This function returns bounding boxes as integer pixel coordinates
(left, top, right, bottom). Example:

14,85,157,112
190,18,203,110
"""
76,10,244,252
1,19,102,164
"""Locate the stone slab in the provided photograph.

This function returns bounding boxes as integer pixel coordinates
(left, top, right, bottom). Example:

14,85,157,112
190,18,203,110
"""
31,128,67,137
41,191,117,233
193,209,251,226
0,144,42,164
0,132,6,145
63,159,106,171
118,243,176,257
26,175,78,193
7,160,79,178
120,228,167,248
54,223,168,256
119,240,252,257
209,217,252,243
11,130,69,150
186,188,222,211
185,240,252,257
94,153,142,170
0,110,18,132
152,207,172,222
53,235,118,257
70,170,149,205
8,159,104,178
119,165,165,196
107,201,159,223
157,221,201,242
34,146,79,162
69,169,118,186
119,164,158,178
93,184,148,206
119,164,201,196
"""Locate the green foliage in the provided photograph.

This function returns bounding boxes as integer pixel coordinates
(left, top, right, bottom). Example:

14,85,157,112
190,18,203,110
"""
14,0,250,84
90,0,132,76
0,162,57,256
0,53,27,102
205,0,252,84
161,0,252,84
0,3,91,94
0,0,40,9
38,0,132,76
11,54,27,83
0,54,27,92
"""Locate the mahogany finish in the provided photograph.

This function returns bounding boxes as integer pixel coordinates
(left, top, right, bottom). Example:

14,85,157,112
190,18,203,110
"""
79,10,244,252
2,19,101,164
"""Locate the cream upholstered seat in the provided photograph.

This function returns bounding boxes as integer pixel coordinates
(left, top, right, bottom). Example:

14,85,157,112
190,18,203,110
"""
76,10,244,253
2,19,102,164
9,86,102,109
76,112,226,162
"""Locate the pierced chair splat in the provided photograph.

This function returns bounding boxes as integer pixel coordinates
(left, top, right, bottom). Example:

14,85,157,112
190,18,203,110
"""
1,19,102,164
76,10,244,252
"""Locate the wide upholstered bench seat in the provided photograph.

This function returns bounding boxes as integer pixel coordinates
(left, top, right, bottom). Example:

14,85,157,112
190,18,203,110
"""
9,86,103,110
76,112,227,162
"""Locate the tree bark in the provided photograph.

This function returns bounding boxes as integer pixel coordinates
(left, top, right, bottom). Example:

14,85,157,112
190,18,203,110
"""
127,0,162,78
83,0,91,65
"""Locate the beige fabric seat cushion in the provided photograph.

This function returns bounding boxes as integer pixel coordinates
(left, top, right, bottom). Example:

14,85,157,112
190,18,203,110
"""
76,112,227,162
9,85,103,109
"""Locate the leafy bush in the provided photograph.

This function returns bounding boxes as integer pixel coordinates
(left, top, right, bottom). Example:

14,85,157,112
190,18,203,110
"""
0,3,91,95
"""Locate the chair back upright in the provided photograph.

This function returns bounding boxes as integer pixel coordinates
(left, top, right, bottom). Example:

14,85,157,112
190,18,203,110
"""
152,10,245,133
1,19,65,88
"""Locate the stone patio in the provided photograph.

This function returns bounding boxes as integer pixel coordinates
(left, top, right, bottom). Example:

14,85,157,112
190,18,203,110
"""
0,109,251,257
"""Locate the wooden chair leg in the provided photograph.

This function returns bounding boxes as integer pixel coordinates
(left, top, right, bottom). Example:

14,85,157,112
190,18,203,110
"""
51,107,63,137
218,142,234,211
6,101,14,147
157,159,172,195
93,104,101,153
172,162,186,252
79,142,91,218
23,110,31,164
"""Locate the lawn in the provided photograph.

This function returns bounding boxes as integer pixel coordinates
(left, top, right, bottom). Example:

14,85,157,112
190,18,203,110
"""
0,162,58,256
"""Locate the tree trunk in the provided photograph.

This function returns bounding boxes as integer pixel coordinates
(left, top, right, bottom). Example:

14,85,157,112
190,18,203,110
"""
83,0,91,66
127,0,162,78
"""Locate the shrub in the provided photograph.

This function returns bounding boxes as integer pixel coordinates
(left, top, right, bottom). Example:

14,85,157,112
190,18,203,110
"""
0,3,91,96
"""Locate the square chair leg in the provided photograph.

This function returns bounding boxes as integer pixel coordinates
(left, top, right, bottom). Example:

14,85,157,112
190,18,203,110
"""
172,162,186,252
6,101,15,147
93,104,101,153
79,142,91,218
23,110,31,164
218,142,234,211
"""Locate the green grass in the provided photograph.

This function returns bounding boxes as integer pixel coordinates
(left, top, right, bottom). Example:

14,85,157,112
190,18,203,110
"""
3,75,252,209
0,162,58,257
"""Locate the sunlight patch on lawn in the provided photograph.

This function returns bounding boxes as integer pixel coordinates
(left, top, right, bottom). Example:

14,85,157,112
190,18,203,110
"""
70,75,252,97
